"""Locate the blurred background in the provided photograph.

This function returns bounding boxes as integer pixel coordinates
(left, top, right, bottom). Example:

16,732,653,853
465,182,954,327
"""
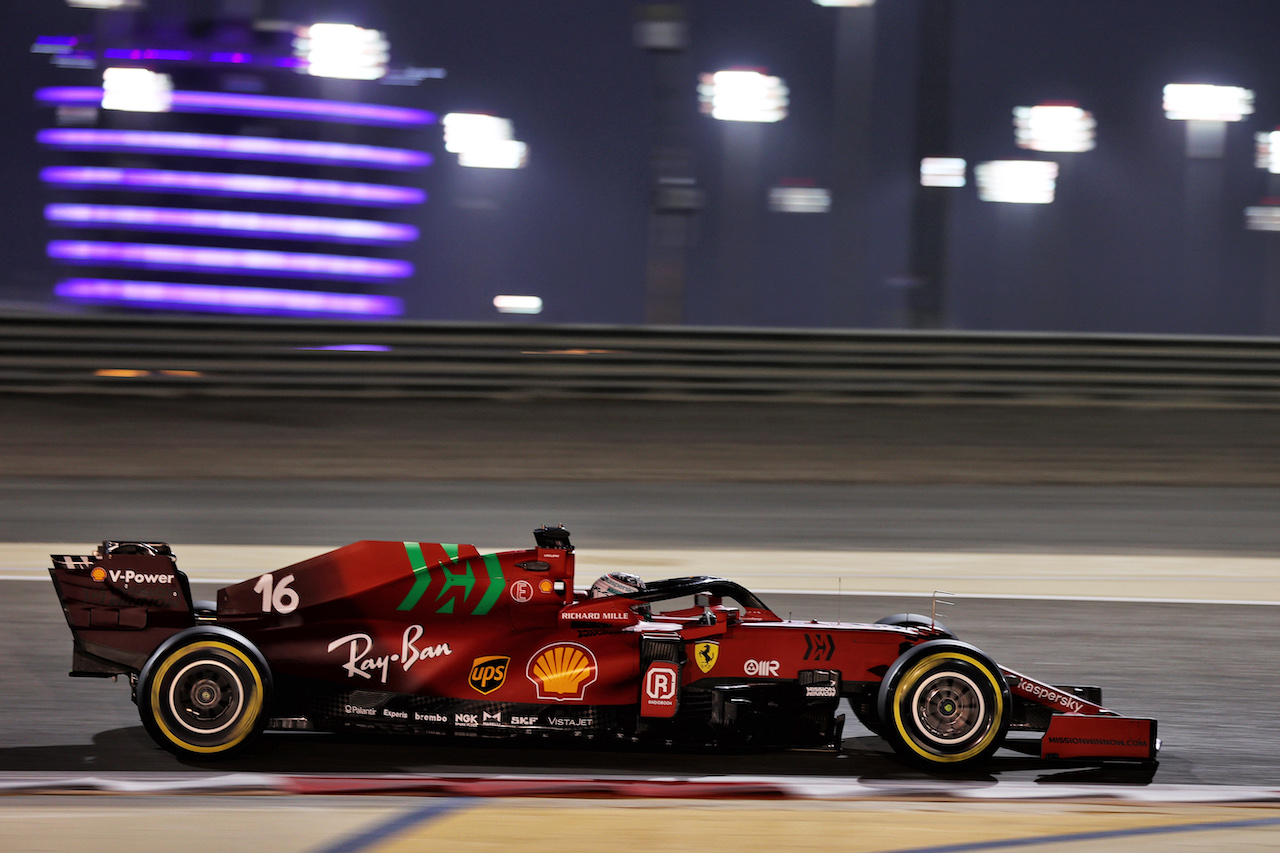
6,3,1280,823
8,0,1280,334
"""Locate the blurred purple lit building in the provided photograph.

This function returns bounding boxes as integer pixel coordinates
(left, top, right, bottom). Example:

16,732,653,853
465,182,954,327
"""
17,1,1280,334
31,0,434,319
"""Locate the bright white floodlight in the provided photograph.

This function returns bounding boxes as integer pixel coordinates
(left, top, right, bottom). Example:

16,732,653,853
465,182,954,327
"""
920,157,966,187
768,186,831,213
1165,84,1253,158
699,70,788,122
443,114,513,154
1163,84,1254,122
459,141,528,169
295,24,389,80
442,113,528,169
101,68,173,113
1014,104,1095,153
493,295,543,314
975,161,1059,204
1245,204,1280,232
1255,131,1280,173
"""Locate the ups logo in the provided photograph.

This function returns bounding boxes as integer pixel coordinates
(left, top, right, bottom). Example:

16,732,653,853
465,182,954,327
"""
469,655,510,694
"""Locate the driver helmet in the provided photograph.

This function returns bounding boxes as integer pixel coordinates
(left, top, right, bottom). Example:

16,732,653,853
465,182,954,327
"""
589,571,645,599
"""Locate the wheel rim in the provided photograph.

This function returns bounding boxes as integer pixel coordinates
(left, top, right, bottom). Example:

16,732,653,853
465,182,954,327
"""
167,659,245,735
910,671,985,745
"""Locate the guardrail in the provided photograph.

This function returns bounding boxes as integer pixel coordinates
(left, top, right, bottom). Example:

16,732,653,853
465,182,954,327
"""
2,312,1280,405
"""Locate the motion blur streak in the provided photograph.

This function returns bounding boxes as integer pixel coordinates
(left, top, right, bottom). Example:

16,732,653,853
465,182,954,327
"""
975,161,1059,204
47,241,414,281
55,279,403,317
40,166,426,206
36,86,435,126
37,129,432,170
45,204,418,244
493,295,544,314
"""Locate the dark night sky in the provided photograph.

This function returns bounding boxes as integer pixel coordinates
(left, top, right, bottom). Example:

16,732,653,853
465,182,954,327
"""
7,1,1280,334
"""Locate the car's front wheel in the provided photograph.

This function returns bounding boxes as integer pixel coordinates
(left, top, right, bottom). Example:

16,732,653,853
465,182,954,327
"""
137,627,271,760
877,640,1010,772
854,615,955,736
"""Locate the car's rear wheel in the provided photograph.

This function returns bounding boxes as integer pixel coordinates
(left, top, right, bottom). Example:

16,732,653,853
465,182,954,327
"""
877,640,1009,772
137,627,271,760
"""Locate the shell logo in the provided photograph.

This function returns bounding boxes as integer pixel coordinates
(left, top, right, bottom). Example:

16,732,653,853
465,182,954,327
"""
526,642,598,701
90,567,107,583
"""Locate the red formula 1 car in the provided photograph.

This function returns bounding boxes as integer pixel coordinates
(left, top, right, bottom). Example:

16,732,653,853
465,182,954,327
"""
48,526,1158,771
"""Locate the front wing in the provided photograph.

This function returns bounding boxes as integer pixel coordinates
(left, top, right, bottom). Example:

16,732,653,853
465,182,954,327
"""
1004,666,1158,762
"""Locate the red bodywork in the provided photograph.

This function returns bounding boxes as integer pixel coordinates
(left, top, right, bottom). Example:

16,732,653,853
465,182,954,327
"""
49,533,1158,764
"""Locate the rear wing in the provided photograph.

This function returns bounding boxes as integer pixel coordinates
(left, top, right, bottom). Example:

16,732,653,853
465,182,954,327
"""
49,541,197,675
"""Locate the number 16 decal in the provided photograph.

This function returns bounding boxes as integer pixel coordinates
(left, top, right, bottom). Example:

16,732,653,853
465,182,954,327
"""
253,573,300,614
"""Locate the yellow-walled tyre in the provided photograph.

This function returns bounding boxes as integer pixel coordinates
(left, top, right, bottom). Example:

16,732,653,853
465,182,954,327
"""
137,627,271,760
876,640,1010,772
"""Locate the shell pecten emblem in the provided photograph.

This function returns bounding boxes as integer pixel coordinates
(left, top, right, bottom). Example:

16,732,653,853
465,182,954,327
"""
527,642,598,701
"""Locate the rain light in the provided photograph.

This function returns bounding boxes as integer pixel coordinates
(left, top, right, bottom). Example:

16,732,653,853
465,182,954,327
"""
101,68,172,113
56,278,402,318
296,24,389,81
37,128,431,170
920,157,966,188
975,161,1058,204
699,70,788,123
1014,104,1096,153
40,166,425,207
48,240,413,281
1163,84,1254,122
45,204,417,244
812,0,875,5
493,295,543,314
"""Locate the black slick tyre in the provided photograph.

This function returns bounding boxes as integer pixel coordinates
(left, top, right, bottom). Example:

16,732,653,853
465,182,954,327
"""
855,615,954,735
875,612,953,637
876,639,1010,772
136,627,272,760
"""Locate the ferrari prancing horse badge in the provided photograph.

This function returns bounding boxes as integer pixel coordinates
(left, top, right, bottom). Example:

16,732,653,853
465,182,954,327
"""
694,641,718,673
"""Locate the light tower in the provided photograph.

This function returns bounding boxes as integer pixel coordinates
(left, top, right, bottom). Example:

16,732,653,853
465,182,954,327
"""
1163,83,1254,330
700,68,788,325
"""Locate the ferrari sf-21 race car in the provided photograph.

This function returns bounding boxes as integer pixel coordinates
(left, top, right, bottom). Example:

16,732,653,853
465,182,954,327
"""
48,526,1158,771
